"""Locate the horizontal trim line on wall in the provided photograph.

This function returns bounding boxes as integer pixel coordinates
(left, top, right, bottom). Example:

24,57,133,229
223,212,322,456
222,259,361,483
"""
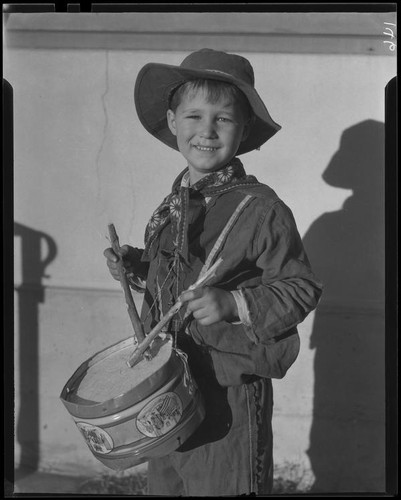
14,282,135,296
315,301,385,317
4,12,395,55
6,29,387,39
5,12,394,35
14,283,385,316
5,32,391,55
274,411,385,423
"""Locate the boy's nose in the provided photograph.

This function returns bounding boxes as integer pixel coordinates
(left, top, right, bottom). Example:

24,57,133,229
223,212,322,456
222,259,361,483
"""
199,120,218,139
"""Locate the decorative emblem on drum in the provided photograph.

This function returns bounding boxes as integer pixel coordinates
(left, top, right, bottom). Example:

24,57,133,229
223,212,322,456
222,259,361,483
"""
76,422,114,454
136,392,183,437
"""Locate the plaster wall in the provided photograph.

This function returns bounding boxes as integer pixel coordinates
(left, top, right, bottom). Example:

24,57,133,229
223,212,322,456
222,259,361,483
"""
6,12,396,492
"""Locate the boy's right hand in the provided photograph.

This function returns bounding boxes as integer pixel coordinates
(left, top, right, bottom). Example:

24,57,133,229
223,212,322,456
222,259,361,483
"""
103,245,141,282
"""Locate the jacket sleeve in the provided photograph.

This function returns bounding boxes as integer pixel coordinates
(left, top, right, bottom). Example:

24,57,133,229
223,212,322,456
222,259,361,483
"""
188,199,323,386
240,200,323,344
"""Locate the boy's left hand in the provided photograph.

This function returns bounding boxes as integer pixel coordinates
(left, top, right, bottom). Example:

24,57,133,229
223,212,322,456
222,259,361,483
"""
180,287,239,326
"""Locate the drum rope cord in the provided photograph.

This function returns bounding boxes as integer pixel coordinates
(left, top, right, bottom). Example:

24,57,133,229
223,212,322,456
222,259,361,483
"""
126,258,223,368
142,261,176,330
173,348,195,396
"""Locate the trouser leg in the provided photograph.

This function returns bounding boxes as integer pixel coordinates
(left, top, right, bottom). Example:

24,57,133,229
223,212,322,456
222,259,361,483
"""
147,379,274,496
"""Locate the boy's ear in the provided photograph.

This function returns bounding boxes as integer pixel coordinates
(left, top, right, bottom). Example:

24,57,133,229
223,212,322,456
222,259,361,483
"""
241,115,254,143
241,124,250,142
166,109,177,136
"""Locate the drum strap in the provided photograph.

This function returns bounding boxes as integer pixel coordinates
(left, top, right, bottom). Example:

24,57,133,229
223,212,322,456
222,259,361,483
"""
178,194,254,339
197,194,253,280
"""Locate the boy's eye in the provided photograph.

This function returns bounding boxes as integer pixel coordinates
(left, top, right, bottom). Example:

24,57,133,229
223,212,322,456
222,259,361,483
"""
217,117,232,123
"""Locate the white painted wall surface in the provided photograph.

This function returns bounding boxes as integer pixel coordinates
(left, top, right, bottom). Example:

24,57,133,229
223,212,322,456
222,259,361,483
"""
6,12,396,493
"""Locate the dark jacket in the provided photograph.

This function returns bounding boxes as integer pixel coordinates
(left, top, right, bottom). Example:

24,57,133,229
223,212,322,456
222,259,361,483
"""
141,171,322,495
140,180,322,387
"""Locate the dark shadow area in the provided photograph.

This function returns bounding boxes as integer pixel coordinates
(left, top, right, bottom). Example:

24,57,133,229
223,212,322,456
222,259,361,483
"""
14,223,57,479
303,120,386,492
383,76,397,496
175,333,232,452
4,77,15,493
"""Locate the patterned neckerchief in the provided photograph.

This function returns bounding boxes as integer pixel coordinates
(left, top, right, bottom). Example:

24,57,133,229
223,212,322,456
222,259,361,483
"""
142,157,260,262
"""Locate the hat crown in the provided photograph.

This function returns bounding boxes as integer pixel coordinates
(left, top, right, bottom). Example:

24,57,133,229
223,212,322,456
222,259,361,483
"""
180,48,255,87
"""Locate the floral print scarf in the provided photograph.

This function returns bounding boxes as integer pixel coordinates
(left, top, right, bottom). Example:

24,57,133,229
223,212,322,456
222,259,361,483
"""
142,157,260,262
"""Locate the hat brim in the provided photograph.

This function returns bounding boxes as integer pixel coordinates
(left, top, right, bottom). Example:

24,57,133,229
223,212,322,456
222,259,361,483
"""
134,62,281,156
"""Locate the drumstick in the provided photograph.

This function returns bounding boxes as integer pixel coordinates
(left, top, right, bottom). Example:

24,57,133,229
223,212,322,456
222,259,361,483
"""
108,224,152,361
126,257,223,368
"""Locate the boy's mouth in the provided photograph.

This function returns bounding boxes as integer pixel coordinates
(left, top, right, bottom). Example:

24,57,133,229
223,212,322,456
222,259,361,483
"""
194,145,219,152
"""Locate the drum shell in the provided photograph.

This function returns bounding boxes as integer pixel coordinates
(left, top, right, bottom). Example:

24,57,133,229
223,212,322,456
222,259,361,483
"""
60,337,205,471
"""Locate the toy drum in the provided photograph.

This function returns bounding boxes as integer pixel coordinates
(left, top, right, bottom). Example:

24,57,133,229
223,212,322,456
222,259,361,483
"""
60,335,205,471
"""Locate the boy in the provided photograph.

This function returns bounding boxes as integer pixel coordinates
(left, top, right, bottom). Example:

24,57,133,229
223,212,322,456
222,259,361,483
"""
104,48,322,496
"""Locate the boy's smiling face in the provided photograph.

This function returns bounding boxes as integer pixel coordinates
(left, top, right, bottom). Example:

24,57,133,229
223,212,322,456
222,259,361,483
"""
167,88,250,185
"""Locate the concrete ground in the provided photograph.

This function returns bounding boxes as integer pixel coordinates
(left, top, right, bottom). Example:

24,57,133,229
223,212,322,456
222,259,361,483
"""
8,468,89,495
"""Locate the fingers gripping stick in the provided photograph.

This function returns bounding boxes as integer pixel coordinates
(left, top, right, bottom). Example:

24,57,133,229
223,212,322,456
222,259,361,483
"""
107,223,152,361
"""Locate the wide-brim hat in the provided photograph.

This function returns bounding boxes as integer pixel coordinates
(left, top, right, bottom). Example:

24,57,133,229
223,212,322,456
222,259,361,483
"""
134,48,281,155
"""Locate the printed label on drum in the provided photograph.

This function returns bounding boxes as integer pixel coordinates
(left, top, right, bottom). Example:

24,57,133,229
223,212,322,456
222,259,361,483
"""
76,422,114,454
136,392,183,438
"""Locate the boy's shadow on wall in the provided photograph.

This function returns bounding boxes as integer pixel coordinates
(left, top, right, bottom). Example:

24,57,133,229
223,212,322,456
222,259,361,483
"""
14,223,57,479
303,120,386,492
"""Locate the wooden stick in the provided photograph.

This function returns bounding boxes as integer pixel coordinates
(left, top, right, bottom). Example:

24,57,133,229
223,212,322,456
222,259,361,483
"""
126,257,223,368
108,224,152,360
